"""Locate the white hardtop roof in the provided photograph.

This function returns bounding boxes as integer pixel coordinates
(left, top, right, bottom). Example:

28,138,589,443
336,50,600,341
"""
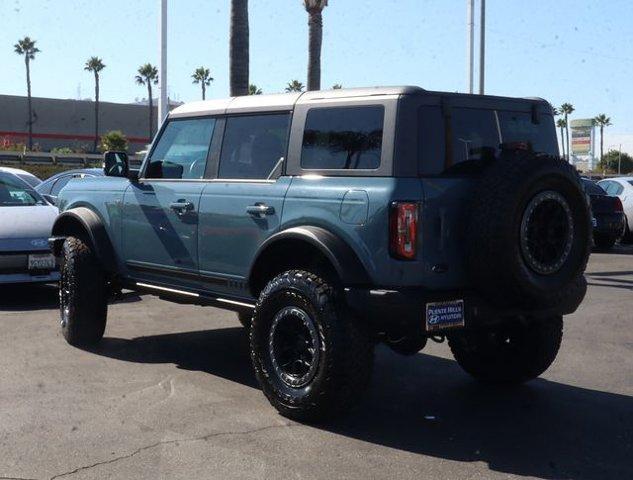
168,86,423,118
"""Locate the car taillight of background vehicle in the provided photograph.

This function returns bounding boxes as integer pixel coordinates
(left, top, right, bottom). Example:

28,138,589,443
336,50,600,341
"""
389,202,418,260
614,197,624,213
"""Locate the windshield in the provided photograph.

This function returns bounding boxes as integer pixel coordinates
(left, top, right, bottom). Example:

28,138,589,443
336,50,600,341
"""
17,173,41,188
0,172,46,207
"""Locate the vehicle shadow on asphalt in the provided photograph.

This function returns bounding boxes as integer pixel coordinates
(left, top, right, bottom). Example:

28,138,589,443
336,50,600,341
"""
0,285,143,312
92,327,632,480
0,283,59,311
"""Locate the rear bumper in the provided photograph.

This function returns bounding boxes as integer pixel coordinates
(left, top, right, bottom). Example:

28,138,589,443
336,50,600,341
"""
345,286,580,335
593,213,625,237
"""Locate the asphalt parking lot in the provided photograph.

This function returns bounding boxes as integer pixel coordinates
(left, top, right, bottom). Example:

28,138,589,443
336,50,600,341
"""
1,248,632,480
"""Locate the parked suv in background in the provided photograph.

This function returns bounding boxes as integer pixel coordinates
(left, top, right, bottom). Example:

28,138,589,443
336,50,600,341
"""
50,87,591,421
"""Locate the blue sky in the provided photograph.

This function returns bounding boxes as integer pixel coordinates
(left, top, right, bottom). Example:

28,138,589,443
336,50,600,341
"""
2,0,633,152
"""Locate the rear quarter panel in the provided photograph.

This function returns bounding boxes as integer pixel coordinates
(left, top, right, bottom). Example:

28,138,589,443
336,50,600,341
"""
283,175,475,290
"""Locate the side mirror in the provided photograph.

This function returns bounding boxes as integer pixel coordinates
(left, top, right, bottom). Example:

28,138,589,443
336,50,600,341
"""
103,151,129,178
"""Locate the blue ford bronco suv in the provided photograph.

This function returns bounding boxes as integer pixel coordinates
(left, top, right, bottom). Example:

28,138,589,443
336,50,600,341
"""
50,87,591,421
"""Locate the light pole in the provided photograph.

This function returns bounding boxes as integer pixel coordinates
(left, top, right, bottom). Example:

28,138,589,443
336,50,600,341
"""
608,144,623,175
158,0,168,125
479,0,485,94
466,0,474,94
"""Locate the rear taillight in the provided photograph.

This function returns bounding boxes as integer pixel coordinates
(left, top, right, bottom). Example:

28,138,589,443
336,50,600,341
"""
390,202,418,260
614,197,624,213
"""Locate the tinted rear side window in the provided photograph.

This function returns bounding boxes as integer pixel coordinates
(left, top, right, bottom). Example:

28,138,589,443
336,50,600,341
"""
498,111,558,156
418,106,445,174
218,113,290,180
301,106,384,170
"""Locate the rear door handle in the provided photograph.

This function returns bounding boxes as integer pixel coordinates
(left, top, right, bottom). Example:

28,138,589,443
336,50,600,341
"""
246,204,275,217
170,201,194,215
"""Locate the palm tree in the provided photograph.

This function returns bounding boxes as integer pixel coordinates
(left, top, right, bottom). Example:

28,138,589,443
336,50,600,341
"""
332,83,342,89
304,0,328,91
285,80,305,92
594,114,612,162
556,118,567,158
559,103,575,162
192,67,213,100
230,0,249,96
14,37,40,150
135,63,159,139
84,57,106,152
249,84,262,95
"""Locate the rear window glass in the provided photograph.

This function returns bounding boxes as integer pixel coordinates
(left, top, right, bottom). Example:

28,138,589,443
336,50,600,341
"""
450,108,500,169
301,106,384,170
498,111,558,156
582,179,606,195
219,113,290,180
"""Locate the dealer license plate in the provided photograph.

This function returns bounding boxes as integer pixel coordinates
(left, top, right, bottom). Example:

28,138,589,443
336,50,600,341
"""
28,253,55,270
425,300,465,332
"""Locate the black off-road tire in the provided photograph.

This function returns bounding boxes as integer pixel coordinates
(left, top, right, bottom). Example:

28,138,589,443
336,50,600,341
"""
237,311,251,328
59,236,108,347
467,151,591,310
594,233,617,250
250,270,373,422
622,218,633,244
448,316,563,384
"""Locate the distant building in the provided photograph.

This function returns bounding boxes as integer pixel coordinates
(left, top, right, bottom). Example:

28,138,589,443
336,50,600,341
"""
0,94,180,153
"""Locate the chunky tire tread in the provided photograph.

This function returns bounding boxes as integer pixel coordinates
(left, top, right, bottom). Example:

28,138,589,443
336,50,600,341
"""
448,316,563,384
467,152,591,310
250,269,373,422
60,236,108,347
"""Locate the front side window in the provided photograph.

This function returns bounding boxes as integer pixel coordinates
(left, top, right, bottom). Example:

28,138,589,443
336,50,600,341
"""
301,106,384,170
146,118,216,179
218,114,290,180
498,111,558,156
0,173,45,206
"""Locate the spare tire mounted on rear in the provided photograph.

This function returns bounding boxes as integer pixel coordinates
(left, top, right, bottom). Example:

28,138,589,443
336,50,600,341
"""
467,151,591,310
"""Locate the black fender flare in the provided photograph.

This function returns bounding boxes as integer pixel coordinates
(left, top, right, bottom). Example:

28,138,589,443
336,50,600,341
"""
50,207,118,273
248,226,371,289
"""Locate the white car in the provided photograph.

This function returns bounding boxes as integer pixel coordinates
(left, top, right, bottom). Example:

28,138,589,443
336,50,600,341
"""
0,170,59,284
0,166,42,188
598,177,633,242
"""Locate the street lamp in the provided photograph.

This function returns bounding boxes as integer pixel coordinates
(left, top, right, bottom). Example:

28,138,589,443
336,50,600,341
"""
158,0,168,125
608,144,623,175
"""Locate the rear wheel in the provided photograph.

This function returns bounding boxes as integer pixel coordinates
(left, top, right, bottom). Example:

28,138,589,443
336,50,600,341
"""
59,236,108,347
448,316,563,384
250,270,373,422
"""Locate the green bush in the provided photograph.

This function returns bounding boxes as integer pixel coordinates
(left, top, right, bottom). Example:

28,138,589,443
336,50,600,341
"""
51,147,74,155
598,150,633,174
100,130,128,153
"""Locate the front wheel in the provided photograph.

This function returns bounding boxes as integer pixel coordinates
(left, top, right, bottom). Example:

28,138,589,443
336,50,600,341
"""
448,316,563,384
59,236,108,347
250,270,373,422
